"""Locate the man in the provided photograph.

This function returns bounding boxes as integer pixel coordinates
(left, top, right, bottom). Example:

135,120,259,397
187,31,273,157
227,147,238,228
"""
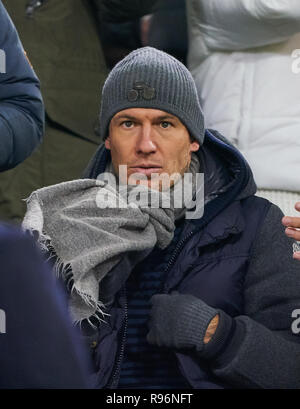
283,202,300,260
23,47,300,389
0,0,44,171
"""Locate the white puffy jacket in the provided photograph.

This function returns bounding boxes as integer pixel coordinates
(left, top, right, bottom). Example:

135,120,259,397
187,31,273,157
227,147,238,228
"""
187,0,300,192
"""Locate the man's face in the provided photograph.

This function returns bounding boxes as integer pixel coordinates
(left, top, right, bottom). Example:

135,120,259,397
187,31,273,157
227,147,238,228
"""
105,108,200,189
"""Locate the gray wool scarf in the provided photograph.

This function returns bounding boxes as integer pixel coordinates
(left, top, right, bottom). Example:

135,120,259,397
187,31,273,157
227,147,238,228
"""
22,154,200,325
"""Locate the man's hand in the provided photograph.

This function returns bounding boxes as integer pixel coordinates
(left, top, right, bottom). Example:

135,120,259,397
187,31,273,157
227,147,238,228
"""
282,202,300,260
204,314,219,344
146,292,219,354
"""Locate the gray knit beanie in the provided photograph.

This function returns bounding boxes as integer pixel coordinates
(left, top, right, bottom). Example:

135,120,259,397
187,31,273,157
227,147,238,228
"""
99,47,205,144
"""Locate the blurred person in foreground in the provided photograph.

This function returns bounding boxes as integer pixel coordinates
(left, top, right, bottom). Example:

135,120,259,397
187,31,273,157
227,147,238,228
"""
22,47,300,389
186,0,300,217
0,0,44,172
0,0,155,222
0,223,92,388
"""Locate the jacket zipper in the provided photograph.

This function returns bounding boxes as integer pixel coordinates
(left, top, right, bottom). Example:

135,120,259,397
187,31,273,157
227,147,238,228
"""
107,287,128,389
161,227,200,389
162,228,197,293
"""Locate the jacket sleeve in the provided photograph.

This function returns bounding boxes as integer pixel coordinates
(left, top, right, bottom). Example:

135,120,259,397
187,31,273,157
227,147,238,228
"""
94,0,158,23
187,0,300,51
208,203,300,388
0,1,44,171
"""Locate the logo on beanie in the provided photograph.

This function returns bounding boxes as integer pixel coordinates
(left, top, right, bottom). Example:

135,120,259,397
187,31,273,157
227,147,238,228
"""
127,81,156,102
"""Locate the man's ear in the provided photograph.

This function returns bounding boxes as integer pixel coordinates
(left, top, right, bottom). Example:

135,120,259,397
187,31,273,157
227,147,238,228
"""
105,136,111,150
190,141,200,152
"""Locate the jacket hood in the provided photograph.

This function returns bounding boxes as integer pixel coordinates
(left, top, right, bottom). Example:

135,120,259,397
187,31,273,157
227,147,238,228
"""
201,129,257,202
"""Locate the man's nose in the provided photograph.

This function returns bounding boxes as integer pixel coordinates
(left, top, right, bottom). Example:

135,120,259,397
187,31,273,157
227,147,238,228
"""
135,124,157,154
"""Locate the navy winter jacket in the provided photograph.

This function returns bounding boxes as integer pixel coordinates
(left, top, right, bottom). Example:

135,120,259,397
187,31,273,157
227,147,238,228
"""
83,129,300,389
0,1,44,171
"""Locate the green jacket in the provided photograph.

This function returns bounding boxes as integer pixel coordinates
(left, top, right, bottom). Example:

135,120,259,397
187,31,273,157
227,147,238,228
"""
3,0,108,144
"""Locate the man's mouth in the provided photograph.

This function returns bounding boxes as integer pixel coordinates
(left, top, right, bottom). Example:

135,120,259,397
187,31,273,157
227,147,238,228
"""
130,165,162,177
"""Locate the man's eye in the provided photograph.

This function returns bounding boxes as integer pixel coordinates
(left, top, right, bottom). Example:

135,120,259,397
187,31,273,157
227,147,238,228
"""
160,121,171,129
122,121,134,128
